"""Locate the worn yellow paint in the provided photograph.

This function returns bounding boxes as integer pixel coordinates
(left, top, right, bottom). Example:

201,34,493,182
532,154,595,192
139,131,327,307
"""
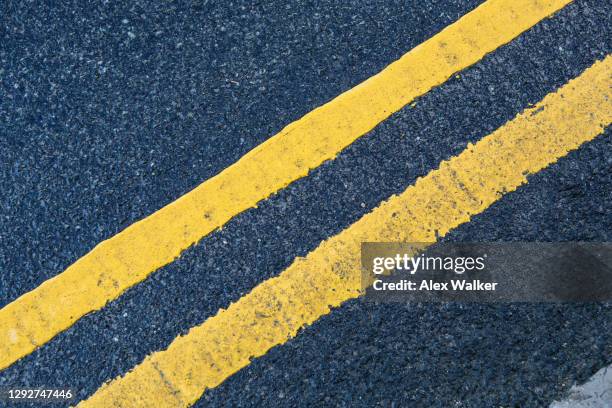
0,0,573,370
78,56,612,408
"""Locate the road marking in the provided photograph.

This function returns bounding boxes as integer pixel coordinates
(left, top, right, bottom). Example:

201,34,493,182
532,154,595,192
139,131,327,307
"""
0,0,573,370
78,56,612,408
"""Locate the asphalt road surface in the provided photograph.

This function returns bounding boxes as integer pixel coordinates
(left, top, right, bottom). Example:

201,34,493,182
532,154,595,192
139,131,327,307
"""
0,0,610,406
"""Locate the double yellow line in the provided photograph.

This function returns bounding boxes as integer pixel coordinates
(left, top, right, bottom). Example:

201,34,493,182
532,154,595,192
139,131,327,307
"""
79,55,611,407
2,0,610,406
0,0,572,370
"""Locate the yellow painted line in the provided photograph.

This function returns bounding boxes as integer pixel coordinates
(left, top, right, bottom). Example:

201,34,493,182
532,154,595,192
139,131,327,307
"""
0,0,573,370
79,56,612,408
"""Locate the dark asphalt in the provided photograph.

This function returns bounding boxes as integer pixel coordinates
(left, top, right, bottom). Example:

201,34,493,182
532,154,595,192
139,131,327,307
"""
199,131,612,407
1,0,611,407
0,0,482,307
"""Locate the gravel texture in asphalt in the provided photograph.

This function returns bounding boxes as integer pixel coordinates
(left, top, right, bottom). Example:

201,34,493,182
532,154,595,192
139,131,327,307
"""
0,0,482,307
0,0,610,406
